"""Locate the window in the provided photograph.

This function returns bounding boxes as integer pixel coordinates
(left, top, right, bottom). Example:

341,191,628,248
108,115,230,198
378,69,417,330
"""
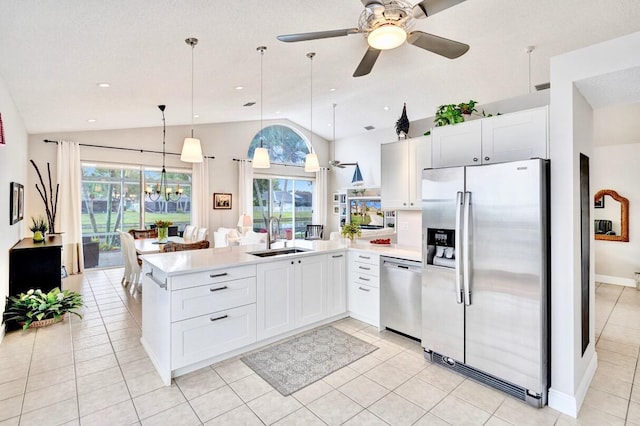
248,125,310,165
253,177,314,239
81,163,191,268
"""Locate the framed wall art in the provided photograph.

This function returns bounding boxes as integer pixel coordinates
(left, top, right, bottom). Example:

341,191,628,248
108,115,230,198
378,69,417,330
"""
10,182,24,225
213,193,232,210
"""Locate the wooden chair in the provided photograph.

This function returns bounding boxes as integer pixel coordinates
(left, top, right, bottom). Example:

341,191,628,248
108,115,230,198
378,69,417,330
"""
161,240,210,252
128,228,157,239
305,224,324,240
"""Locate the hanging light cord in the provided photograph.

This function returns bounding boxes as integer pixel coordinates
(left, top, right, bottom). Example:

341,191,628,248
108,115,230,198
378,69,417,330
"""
307,52,316,148
190,40,195,137
260,47,265,147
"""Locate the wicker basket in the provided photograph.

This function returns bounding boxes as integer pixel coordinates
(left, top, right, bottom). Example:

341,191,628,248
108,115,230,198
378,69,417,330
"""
20,315,66,329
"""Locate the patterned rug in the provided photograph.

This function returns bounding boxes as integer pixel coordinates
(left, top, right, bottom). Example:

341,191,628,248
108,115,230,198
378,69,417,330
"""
241,326,378,396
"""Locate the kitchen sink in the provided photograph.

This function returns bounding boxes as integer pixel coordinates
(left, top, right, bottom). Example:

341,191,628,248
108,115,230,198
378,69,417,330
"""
248,248,312,257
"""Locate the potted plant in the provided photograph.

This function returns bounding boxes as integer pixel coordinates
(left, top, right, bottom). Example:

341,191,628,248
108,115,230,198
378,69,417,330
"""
457,100,478,115
3,288,83,330
155,220,173,243
341,222,362,242
434,104,465,127
29,216,48,242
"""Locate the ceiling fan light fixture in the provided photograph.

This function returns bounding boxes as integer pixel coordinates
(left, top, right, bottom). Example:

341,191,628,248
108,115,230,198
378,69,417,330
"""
367,24,406,50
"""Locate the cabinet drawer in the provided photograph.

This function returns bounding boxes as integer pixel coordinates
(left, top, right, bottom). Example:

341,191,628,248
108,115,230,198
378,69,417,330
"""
350,251,380,266
171,304,257,369
348,282,379,327
352,272,379,288
171,277,257,322
171,264,256,291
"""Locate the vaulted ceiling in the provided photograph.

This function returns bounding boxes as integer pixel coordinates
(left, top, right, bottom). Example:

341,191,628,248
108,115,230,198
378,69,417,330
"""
1,0,640,141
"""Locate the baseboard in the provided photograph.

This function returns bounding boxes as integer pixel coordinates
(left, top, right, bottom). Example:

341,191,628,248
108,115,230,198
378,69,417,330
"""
596,274,635,287
548,351,598,418
0,324,5,345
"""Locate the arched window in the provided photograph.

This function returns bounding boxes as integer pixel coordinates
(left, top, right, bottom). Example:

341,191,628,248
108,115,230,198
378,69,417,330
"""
247,125,310,166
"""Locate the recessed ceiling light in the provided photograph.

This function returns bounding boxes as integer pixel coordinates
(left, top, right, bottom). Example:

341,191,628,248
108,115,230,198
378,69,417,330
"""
275,111,281,114
96,83,110,88
87,119,97,123
329,88,336,92
194,114,200,118
383,106,390,111
235,86,244,90
327,123,332,127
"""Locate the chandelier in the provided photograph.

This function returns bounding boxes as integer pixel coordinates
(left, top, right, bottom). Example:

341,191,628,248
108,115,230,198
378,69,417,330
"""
145,105,183,202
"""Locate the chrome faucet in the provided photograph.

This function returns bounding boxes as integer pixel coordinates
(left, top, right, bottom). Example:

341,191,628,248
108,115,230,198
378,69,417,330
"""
267,216,280,249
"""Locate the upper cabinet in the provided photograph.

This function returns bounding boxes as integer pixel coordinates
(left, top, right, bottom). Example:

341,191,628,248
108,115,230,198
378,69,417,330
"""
381,136,431,210
431,106,548,168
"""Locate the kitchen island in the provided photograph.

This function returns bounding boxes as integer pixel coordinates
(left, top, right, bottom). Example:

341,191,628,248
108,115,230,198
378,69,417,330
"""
139,239,420,385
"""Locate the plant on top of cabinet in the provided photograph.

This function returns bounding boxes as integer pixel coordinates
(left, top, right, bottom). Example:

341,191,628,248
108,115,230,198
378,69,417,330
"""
395,103,410,139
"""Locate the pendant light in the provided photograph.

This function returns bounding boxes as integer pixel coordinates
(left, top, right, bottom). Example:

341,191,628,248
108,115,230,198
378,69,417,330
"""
145,105,184,201
252,46,270,168
304,52,320,172
181,37,204,163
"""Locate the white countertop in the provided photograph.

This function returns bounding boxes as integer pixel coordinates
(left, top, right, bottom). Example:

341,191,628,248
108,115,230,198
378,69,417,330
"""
141,238,421,275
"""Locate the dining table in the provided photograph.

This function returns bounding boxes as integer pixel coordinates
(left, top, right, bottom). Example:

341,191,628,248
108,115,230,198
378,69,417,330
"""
134,236,184,255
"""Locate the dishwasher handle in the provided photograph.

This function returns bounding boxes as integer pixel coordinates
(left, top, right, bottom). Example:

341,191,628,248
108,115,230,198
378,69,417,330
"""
381,258,422,274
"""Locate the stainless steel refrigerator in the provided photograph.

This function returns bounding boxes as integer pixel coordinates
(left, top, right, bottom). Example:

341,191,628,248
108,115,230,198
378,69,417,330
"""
421,158,549,407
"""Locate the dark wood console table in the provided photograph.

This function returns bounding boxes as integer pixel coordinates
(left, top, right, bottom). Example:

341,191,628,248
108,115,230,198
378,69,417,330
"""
9,235,62,296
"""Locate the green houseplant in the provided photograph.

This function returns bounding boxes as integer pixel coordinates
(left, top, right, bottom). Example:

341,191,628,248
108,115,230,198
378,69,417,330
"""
29,216,48,242
3,288,83,330
341,223,362,241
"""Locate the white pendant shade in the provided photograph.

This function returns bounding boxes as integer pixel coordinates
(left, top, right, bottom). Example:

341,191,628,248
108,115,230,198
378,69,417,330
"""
304,152,320,172
368,24,407,50
253,147,270,168
180,137,203,162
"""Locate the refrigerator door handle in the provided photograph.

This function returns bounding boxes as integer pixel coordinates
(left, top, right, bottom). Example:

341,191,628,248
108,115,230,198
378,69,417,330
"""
463,191,472,306
455,191,464,304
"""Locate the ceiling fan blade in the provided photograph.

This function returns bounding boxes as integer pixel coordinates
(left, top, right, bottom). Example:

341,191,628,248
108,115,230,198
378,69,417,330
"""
277,28,360,43
407,31,469,58
353,47,381,77
412,0,466,19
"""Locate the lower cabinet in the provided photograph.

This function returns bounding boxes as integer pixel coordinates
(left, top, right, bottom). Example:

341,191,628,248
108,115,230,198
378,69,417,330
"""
348,251,380,326
172,304,257,369
327,252,347,317
294,255,327,328
256,259,296,340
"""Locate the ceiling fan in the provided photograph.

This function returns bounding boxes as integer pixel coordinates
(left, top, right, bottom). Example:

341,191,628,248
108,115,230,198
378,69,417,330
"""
277,0,469,77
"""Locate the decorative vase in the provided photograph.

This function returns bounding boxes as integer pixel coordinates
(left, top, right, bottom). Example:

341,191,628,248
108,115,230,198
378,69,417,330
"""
33,231,44,242
157,226,169,243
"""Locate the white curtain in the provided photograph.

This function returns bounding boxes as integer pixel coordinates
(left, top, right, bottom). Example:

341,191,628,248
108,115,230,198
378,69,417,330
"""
191,160,210,229
57,141,84,274
238,160,254,218
313,167,328,228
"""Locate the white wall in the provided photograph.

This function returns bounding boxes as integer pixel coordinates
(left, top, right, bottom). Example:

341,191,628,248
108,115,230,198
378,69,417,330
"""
593,142,640,286
28,119,329,240
0,75,29,342
548,31,640,417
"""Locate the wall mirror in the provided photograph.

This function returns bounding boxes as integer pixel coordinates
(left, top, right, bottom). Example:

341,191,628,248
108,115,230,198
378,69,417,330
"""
594,189,629,242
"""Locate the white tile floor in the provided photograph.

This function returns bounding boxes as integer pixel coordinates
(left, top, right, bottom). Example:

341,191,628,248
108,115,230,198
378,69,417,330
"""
0,272,637,425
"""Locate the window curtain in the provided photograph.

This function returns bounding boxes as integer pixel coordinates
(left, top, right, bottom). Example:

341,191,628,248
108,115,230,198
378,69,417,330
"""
191,160,210,229
238,160,253,218
313,167,328,228
57,141,84,274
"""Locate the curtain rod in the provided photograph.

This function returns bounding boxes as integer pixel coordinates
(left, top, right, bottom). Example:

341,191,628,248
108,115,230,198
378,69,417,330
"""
43,139,215,159
232,158,328,170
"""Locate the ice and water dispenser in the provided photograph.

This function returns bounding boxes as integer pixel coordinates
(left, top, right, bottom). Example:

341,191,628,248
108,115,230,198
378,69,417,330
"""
426,228,456,268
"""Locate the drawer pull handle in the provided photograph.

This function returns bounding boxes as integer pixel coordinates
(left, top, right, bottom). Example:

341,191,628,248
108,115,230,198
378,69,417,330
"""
358,286,370,292
145,272,167,290
210,314,228,322
332,254,344,258
210,272,229,278
358,266,370,270
359,277,370,281
209,286,228,292
359,255,371,259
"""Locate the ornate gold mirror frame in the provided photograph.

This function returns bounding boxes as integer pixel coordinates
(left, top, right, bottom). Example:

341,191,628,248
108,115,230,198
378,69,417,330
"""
594,189,629,242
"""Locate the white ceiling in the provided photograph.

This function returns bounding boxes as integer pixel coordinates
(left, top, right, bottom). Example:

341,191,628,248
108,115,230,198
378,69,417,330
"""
1,0,640,141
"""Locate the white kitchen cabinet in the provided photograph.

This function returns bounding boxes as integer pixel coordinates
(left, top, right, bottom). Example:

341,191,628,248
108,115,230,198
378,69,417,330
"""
381,136,431,210
294,254,327,327
327,251,347,317
141,263,257,385
347,251,380,326
256,259,296,340
431,106,548,168
481,106,548,164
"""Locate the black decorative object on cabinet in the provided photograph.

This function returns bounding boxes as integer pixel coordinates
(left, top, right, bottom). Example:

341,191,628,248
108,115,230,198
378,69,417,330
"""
396,103,409,139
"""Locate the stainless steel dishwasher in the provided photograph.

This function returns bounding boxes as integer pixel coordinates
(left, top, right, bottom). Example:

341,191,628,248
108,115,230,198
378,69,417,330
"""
380,256,422,340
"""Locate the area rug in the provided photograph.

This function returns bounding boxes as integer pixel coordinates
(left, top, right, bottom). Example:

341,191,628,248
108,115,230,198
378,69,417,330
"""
241,326,378,396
